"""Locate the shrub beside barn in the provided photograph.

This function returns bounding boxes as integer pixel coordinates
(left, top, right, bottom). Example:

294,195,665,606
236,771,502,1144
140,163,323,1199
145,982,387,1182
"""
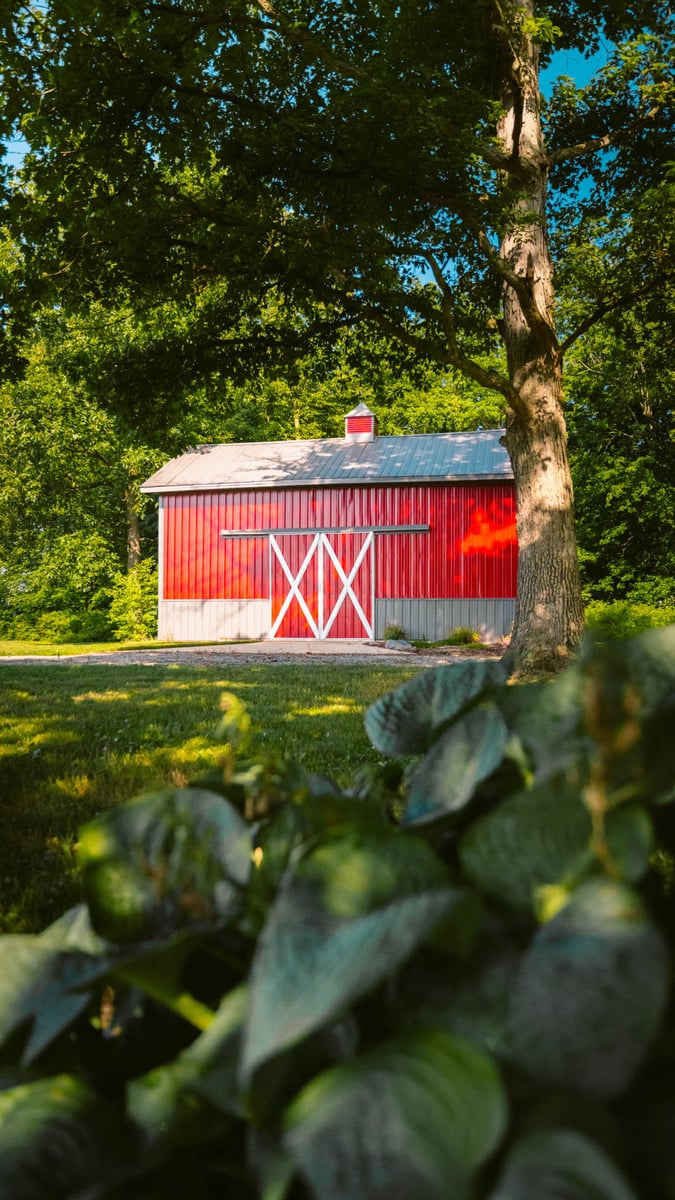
140,406,518,643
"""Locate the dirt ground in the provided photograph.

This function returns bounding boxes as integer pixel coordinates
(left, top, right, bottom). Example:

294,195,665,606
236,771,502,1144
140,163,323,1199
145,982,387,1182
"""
0,640,506,669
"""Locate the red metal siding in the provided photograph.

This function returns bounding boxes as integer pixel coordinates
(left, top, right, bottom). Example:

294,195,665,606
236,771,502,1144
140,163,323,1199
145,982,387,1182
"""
162,484,517,602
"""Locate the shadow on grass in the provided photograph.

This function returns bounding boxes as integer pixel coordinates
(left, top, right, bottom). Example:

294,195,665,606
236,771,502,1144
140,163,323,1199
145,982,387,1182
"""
0,662,417,932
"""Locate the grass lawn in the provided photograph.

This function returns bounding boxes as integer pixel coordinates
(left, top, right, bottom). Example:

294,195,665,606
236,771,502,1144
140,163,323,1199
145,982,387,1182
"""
0,638,248,657
0,661,418,933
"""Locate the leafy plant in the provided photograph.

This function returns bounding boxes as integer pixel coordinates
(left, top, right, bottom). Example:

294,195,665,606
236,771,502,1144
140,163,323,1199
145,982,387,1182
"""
108,560,159,641
585,599,675,640
382,622,408,641
0,627,674,1197
444,625,482,645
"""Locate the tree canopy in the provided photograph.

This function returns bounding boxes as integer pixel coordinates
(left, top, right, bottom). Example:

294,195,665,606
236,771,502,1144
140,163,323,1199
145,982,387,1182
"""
1,1,673,666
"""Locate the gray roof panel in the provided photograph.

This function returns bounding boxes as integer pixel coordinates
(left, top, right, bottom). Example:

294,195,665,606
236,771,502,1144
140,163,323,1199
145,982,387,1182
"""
140,429,512,494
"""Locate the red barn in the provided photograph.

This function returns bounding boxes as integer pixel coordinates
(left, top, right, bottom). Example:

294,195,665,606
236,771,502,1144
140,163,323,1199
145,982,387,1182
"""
140,405,517,643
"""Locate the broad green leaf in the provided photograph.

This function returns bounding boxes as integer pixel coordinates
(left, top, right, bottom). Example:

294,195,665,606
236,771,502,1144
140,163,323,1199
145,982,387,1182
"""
506,880,670,1096
38,903,108,955
489,1128,638,1199
495,668,585,783
402,705,509,825
459,784,593,909
0,1074,134,1197
403,950,521,1058
0,937,103,1064
284,1029,507,1200
605,804,653,881
241,831,459,1086
364,660,508,756
128,986,247,1145
79,788,251,944
577,627,675,805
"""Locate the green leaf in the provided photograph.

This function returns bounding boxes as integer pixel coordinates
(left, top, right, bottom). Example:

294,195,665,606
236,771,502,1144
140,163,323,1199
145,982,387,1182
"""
283,1029,507,1200
605,804,653,882
495,669,585,784
506,880,670,1097
459,784,593,909
127,986,247,1146
0,1074,134,1197
364,660,508,756
402,705,509,825
489,1129,638,1199
79,788,251,944
0,936,103,1065
241,831,459,1086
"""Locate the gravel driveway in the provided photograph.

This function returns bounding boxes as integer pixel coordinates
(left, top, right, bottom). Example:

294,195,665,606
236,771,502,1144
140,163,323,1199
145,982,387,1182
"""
0,640,505,669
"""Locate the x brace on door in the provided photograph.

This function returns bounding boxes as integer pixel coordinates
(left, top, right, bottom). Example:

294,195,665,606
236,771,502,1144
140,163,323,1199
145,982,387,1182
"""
270,532,374,639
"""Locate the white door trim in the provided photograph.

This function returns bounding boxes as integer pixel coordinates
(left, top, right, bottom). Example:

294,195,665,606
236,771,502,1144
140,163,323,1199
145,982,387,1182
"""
322,532,374,638
269,533,321,638
269,531,374,639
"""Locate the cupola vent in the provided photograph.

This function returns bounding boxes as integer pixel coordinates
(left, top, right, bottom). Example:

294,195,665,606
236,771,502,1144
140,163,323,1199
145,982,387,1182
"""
345,403,377,444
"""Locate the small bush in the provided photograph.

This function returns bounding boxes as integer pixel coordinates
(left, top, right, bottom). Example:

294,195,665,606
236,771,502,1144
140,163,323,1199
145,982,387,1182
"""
444,625,481,645
108,560,158,641
383,622,408,641
3,608,113,644
585,599,675,641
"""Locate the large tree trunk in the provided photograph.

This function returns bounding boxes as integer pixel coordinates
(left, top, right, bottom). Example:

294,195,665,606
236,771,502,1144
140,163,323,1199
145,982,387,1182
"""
496,0,585,673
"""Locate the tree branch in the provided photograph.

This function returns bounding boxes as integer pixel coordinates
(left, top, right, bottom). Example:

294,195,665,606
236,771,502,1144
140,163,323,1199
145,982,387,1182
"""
476,228,556,343
559,272,672,356
549,106,662,166
361,303,519,408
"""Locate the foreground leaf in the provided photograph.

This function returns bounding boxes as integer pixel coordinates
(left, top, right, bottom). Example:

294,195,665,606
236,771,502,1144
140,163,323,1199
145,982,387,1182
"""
0,1074,134,1197
241,831,459,1086
0,937,103,1064
79,788,251,943
364,660,508,756
128,986,248,1146
489,1128,638,1200
459,784,593,909
284,1029,507,1200
402,705,508,825
506,880,670,1096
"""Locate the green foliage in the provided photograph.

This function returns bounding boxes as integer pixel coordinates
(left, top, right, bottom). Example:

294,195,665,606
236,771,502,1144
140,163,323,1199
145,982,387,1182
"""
382,622,408,641
565,284,675,605
108,561,159,642
0,627,674,1196
444,626,481,645
586,600,675,641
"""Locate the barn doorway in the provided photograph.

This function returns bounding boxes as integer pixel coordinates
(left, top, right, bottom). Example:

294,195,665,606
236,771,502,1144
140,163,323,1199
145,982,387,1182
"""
270,531,374,639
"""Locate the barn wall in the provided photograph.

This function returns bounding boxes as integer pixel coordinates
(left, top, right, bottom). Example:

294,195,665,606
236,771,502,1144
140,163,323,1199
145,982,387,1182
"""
375,599,514,642
161,483,517,603
158,600,270,641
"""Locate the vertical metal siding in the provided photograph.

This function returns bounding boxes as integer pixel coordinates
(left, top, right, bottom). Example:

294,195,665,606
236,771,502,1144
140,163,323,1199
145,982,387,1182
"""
162,482,517,604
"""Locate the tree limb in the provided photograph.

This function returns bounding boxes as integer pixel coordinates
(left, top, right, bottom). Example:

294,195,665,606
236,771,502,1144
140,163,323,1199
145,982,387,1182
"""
549,106,662,166
559,272,672,356
476,228,556,343
361,303,520,408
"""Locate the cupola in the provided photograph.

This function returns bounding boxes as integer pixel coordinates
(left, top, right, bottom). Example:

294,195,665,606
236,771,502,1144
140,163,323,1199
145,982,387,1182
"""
344,403,378,444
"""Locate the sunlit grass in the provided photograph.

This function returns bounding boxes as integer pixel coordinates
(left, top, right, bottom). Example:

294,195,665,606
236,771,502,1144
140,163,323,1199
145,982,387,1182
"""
0,638,251,657
0,662,417,933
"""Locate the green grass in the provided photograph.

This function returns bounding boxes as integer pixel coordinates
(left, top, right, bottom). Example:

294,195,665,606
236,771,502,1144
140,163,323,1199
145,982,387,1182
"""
0,661,418,933
0,638,251,657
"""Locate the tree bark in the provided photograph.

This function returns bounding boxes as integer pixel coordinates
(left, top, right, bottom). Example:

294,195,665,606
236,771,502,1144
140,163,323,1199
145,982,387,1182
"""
126,488,141,571
496,0,585,673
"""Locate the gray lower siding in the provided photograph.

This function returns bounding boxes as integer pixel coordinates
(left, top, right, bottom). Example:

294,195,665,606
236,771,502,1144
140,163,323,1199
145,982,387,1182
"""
375,599,515,643
159,600,270,642
158,597,514,643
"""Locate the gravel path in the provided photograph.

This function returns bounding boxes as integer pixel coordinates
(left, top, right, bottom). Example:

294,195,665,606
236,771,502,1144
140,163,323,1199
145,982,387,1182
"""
0,641,505,669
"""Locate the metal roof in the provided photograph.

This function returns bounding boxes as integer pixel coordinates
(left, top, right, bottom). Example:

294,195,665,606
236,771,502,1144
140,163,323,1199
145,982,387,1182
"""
140,428,512,494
